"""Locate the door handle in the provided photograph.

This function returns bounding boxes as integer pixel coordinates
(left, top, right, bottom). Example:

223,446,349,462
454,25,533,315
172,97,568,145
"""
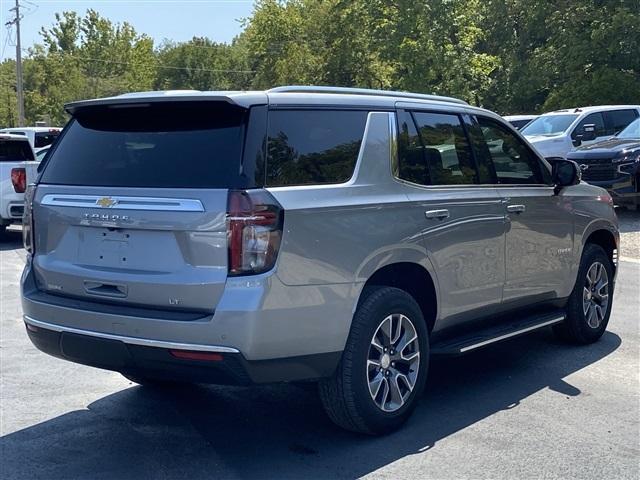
425,209,450,220
506,204,526,214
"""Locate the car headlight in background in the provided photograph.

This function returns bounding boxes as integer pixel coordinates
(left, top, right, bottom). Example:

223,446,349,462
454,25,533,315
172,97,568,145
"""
615,150,640,174
613,149,640,163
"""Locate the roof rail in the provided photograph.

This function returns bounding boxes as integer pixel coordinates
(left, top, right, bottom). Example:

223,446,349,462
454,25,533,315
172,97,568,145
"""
268,86,468,105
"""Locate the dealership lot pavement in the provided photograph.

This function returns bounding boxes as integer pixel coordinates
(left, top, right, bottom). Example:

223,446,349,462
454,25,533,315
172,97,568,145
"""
1,225,639,480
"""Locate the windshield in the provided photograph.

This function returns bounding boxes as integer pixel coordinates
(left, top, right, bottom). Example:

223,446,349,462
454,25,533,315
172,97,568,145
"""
617,118,640,139
521,114,578,136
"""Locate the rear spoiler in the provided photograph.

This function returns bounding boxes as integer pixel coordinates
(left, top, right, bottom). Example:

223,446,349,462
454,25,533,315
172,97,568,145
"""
65,91,268,115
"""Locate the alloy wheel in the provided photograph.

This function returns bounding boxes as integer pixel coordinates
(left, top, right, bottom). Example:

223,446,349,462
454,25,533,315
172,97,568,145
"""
367,313,420,412
583,262,609,329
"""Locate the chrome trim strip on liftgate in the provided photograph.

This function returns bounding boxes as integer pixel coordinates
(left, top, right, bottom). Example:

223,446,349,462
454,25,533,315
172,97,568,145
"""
41,194,205,212
24,315,240,353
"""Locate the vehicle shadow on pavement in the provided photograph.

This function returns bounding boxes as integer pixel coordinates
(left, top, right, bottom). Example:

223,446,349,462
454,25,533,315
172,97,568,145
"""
0,329,621,480
0,228,22,251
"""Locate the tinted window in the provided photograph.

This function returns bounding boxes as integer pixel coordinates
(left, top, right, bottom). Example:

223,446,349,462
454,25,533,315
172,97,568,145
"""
266,110,367,186
397,111,428,185
604,109,639,135
476,117,547,185
0,139,34,162
572,112,605,139
40,103,252,188
34,131,60,148
412,111,477,185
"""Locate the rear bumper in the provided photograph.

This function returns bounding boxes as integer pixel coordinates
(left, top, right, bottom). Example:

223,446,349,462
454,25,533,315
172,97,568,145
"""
21,260,353,382
24,316,341,385
1,200,24,223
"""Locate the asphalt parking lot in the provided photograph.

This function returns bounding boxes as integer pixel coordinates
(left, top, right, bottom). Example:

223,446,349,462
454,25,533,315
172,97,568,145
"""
1,218,639,480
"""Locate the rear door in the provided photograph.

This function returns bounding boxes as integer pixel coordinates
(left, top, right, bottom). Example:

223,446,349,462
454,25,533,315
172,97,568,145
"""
470,115,575,304
32,101,265,313
396,108,506,328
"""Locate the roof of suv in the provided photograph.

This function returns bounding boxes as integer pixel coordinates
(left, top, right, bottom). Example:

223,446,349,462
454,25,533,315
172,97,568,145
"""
542,105,640,116
64,86,470,114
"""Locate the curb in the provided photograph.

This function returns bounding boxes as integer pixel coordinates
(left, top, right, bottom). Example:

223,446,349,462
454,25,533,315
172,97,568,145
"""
619,256,640,265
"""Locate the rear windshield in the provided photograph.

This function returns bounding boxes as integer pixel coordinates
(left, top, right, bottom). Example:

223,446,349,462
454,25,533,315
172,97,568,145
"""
0,139,34,162
40,103,249,188
35,131,60,148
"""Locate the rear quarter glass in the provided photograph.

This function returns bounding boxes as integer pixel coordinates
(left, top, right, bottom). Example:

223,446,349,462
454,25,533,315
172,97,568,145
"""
266,109,368,186
39,102,257,189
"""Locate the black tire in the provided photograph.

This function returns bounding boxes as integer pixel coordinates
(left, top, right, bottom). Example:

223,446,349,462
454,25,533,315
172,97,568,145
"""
553,244,614,344
319,286,429,435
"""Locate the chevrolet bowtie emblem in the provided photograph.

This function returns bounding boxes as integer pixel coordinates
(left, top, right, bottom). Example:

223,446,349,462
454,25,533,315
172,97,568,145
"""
96,197,118,208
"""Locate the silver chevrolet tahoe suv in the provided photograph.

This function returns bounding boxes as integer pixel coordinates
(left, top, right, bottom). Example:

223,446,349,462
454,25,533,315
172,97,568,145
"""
21,86,620,434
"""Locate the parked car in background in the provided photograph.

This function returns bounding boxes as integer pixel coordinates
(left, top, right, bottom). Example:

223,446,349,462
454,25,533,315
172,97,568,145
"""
0,134,38,234
568,117,640,210
521,105,640,158
35,146,50,161
21,87,619,434
504,114,538,130
0,126,62,152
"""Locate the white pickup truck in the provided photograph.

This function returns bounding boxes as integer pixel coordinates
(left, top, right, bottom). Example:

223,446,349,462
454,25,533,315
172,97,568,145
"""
0,126,61,152
0,134,38,234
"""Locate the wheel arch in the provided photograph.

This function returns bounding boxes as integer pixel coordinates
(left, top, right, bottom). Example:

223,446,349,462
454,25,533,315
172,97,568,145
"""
359,262,438,333
582,225,619,279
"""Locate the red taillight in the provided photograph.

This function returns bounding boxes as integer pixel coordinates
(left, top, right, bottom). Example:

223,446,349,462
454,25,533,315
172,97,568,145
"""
169,350,223,362
11,167,26,193
227,190,283,276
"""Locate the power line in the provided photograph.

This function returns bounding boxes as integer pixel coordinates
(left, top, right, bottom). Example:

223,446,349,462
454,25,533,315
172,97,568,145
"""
54,55,256,75
6,0,25,126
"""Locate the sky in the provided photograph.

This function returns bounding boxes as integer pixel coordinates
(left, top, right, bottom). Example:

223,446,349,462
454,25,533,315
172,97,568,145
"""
1,0,255,61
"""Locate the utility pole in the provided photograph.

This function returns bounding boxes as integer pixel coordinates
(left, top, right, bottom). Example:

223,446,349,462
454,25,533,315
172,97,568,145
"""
7,0,25,126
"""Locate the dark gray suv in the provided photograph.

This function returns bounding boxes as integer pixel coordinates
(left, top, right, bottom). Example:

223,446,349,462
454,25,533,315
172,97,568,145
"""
22,87,619,434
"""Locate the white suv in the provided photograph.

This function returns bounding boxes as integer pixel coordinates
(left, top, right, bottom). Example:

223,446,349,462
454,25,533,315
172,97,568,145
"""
521,105,640,158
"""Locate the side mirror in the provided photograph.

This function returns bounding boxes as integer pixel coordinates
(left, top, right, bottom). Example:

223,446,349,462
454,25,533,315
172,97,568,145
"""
572,137,582,147
551,158,581,193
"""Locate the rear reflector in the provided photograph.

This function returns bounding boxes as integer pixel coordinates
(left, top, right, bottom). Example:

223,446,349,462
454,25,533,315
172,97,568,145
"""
169,350,223,362
11,167,26,193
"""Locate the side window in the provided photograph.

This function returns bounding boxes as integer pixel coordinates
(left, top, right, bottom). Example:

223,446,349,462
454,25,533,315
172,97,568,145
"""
412,111,477,185
603,109,639,136
475,117,548,185
571,112,606,140
266,110,368,186
397,110,429,185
